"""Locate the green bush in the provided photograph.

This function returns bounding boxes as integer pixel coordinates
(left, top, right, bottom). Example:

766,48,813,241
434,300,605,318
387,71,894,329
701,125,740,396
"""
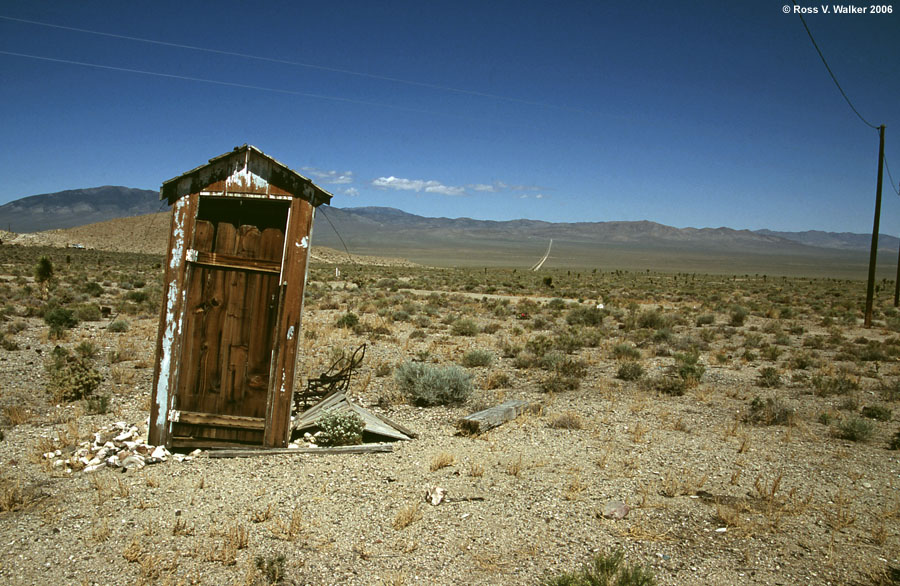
461,349,493,368
756,367,781,388
812,372,859,396
81,281,104,297
34,256,54,284
674,351,705,386
335,312,359,328
73,303,101,322
315,411,365,446
541,549,656,586
43,307,78,337
450,318,479,337
861,405,892,421
566,306,605,326
695,314,715,327
394,362,473,406
745,396,794,426
107,319,130,333
643,375,687,397
730,306,749,327
45,348,102,402
836,417,875,442
612,344,640,360
616,361,644,381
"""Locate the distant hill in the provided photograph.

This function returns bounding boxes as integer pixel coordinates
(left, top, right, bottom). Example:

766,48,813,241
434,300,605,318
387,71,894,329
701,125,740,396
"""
2,188,897,276
754,229,900,252
0,186,161,232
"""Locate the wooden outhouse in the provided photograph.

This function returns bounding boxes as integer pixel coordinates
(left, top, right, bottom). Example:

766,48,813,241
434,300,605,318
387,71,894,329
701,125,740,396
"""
149,145,331,449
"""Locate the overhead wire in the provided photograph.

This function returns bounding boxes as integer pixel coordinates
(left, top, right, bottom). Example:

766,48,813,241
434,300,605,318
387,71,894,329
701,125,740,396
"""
0,14,590,115
791,0,880,130
315,206,354,264
0,50,505,122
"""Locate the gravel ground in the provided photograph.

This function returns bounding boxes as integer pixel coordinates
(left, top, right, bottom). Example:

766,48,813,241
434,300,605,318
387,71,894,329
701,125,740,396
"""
3,291,900,585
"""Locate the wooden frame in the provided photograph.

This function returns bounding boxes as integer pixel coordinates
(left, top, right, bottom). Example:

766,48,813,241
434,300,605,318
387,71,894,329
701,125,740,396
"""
149,145,331,449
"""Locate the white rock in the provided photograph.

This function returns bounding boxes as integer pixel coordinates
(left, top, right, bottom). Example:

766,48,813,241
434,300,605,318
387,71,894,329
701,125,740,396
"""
188,449,202,458
83,463,104,473
150,445,170,460
121,455,146,470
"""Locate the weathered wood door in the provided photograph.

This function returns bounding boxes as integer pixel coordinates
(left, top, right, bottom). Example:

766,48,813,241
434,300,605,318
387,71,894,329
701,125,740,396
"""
169,219,285,445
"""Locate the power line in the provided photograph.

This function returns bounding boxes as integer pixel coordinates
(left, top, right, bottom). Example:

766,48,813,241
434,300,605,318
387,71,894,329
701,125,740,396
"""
316,206,354,264
885,154,900,196
0,50,501,122
791,0,879,130
0,14,590,115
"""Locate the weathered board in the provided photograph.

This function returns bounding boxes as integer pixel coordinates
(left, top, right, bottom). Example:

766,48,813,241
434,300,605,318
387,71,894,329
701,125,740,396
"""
457,400,530,435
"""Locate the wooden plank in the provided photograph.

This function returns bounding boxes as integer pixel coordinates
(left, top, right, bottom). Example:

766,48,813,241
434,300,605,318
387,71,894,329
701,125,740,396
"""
206,444,394,458
264,198,314,447
178,220,215,408
149,192,199,447
457,400,529,435
189,250,281,274
171,410,265,430
170,436,262,449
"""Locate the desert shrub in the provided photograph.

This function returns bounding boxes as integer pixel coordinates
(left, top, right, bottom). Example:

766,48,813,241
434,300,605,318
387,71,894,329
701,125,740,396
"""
81,281,104,297
644,375,687,396
124,290,148,303
255,554,287,585
695,314,715,327
548,411,584,430
836,417,874,442
107,319,129,333
526,334,555,359
637,309,669,330
890,430,900,450
34,256,54,284
75,340,100,359
394,362,473,406
761,345,783,361
84,394,110,415
566,306,605,326
43,307,78,337
315,411,365,446
861,405,892,421
335,312,359,328
616,361,644,381
553,331,583,354
541,372,581,393
730,306,749,327
673,351,705,386
450,318,479,337
612,344,640,360
541,549,656,586
45,348,102,402
484,371,510,389
73,303,101,322
756,367,781,388
812,372,859,396
788,350,818,370
461,349,493,368
745,396,794,426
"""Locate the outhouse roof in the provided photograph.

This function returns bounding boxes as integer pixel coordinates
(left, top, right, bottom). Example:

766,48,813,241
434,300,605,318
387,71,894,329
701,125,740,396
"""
160,144,332,207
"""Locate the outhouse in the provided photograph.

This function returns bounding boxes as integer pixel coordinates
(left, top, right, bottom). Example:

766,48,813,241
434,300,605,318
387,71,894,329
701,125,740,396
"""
149,145,331,449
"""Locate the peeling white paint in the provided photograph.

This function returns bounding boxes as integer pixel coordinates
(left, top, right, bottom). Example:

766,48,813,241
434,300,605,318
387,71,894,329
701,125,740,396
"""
167,410,181,422
287,325,294,340
186,249,198,262
230,162,269,192
298,236,309,249
155,196,189,432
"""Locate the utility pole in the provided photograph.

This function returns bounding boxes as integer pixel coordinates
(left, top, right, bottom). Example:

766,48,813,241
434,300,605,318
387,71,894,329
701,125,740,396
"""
895,235,900,307
865,124,886,327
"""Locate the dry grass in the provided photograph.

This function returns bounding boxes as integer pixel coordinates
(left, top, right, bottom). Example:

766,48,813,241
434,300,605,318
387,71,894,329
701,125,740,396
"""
547,410,584,430
429,452,456,471
392,502,422,530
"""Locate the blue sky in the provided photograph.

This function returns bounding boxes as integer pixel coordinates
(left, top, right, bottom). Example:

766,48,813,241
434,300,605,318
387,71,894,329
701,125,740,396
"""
1,1,899,233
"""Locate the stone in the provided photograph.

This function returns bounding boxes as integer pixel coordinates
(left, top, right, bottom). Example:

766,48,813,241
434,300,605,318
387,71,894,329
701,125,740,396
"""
600,500,630,520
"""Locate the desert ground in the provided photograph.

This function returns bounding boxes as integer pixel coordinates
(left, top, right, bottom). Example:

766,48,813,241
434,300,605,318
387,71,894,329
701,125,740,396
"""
2,243,900,585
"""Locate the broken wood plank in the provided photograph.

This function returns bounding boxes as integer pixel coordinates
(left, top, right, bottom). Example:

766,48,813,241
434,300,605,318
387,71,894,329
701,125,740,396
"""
457,400,529,435
206,444,394,458
189,249,281,274
171,410,266,430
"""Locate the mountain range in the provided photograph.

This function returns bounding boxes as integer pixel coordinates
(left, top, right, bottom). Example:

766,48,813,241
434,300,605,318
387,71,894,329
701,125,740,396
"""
0,186,896,276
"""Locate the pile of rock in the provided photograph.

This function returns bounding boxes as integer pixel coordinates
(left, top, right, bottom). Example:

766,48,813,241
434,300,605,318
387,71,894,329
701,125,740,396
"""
42,421,201,473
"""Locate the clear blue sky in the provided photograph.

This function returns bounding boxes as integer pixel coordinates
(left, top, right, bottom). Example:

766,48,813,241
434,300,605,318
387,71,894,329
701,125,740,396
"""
1,1,899,233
